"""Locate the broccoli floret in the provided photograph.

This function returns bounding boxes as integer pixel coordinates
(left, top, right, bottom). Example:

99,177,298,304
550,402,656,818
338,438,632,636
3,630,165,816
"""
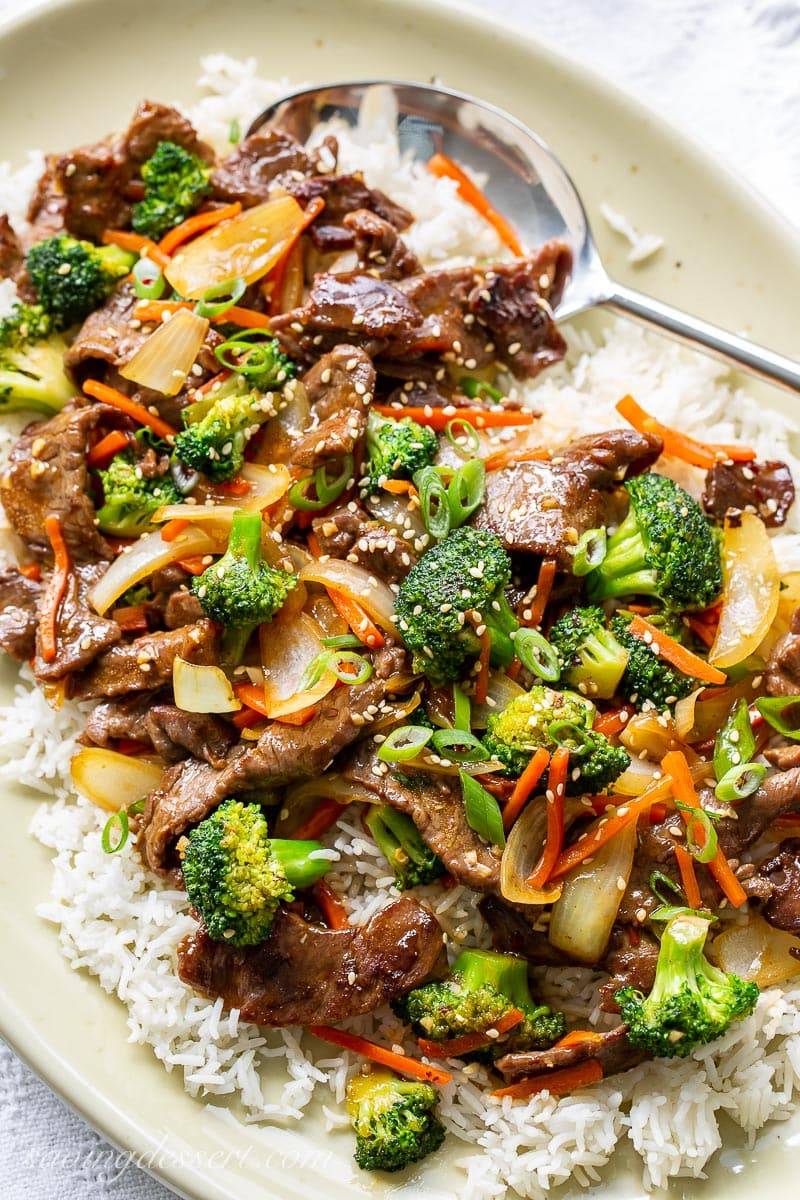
0,303,74,414
26,235,135,330
364,410,438,493
364,805,445,890
616,911,758,1058
482,685,630,794
394,527,519,684
174,369,289,483
180,798,332,947
549,605,629,700
587,473,723,612
611,611,698,711
192,508,296,663
394,948,565,1057
346,1069,445,1173
95,452,182,537
132,140,212,241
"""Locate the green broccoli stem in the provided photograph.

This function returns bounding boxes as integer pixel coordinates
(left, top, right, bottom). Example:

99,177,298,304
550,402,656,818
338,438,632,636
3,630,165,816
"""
218,509,264,665
270,839,332,890
587,510,658,601
365,806,443,887
453,949,535,1014
98,244,137,277
646,913,717,1012
573,626,630,699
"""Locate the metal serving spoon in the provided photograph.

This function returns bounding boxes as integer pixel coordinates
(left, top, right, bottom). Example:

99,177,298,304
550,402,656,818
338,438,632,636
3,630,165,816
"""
248,80,800,393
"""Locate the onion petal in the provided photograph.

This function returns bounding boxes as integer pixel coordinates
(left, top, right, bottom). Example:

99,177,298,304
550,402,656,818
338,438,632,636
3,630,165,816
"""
500,796,585,905
89,526,216,614
120,307,209,396
298,558,399,633
713,915,800,987
173,657,241,713
260,610,337,717
547,819,637,963
70,748,164,813
710,511,780,670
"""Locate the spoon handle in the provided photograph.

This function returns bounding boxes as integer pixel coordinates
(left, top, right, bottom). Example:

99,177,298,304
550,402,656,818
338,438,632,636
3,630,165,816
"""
604,281,800,392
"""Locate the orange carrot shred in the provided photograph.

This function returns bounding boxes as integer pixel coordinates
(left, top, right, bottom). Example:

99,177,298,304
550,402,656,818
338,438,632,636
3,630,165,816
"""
82,379,178,441
111,604,150,634
616,394,756,470
503,747,550,832
273,703,318,726
492,1059,603,1100
549,776,675,881
40,515,70,664
372,405,535,431
160,518,190,542
674,845,703,909
134,299,273,329
327,588,385,650
19,563,41,582
87,430,131,469
592,705,635,738
525,746,569,887
312,880,349,930
418,1008,525,1060
483,446,551,472
522,558,557,629
626,614,727,686
427,152,524,256
308,1025,452,1086
176,555,209,576
101,228,170,269
158,201,243,256
268,195,325,315
291,797,348,842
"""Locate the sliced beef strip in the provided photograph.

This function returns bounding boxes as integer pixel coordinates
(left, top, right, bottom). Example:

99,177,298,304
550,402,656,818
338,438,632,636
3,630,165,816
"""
0,567,41,661
343,208,422,280
139,645,408,874
599,925,661,1011
69,618,220,701
211,131,316,207
764,744,800,770
163,589,205,630
288,173,413,253
26,165,67,240
702,460,795,529
177,895,446,1026
290,344,375,469
0,401,113,564
65,282,149,372
275,272,423,345
496,1024,647,1082
340,744,501,892
0,214,31,295
759,841,800,935
311,505,417,583
124,100,212,166
472,429,663,566
766,607,800,696
33,562,120,680
478,895,566,966
83,691,235,768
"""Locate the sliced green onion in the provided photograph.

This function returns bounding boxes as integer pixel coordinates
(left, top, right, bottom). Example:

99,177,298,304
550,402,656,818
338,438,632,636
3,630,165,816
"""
649,869,686,908
414,466,451,539
453,684,471,732
755,696,800,741
289,455,354,512
650,904,715,923
713,697,756,780
297,650,332,693
378,724,433,762
572,527,607,577
512,627,561,682
714,762,767,803
460,376,504,404
328,650,372,685
676,799,719,864
229,117,241,144
132,256,165,301
216,332,282,379
194,276,247,319
127,798,146,816
321,633,363,650
445,418,480,458
102,809,130,854
460,769,505,847
448,458,485,528
546,719,593,758
430,728,489,763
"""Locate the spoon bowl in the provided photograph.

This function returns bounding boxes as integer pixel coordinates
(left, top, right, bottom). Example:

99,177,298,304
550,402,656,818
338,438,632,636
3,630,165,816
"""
249,80,800,392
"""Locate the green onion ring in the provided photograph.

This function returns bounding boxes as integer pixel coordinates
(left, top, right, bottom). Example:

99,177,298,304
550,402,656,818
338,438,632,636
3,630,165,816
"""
460,376,504,405
378,724,434,763
102,809,130,855
328,651,373,686
289,455,354,513
512,627,561,682
460,769,505,846
676,800,719,864
194,276,247,319
430,728,490,763
414,466,451,539
321,634,363,650
714,762,767,803
448,458,486,528
649,869,687,908
546,719,593,758
132,256,165,301
445,417,480,458
755,695,800,741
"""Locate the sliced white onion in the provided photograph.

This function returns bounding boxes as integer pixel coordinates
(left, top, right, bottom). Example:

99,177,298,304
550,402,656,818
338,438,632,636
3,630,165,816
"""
472,670,527,729
164,197,305,298
673,686,704,740
548,819,637,963
260,610,337,717
275,774,374,837
89,526,216,615
364,489,429,546
254,380,312,466
298,558,398,633
619,710,682,760
173,656,241,713
70,748,164,813
710,511,780,670
500,796,586,905
613,756,664,796
712,915,800,987
120,307,209,396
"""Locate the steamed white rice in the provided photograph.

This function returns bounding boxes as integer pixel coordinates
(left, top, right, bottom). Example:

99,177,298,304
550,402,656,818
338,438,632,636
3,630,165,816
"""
2,55,800,1199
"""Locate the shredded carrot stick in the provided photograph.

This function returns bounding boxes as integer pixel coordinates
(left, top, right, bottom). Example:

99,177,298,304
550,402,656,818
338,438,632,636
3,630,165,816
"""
273,703,318,726
216,476,250,497
592,705,635,738
134,298,274,330
482,446,551,472
616,394,756,469
522,558,557,629
40,515,70,664
101,228,170,269
157,201,243,256
233,682,269,717
327,588,385,650
626,614,727,686
474,627,492,706
290,797,348,842
503,747,550,832
308,1025,452,1086
231,705,264,730
381,478,418,497
492,1058,604,1100
626,603,659,616
418,1008,524,1060
268,196,325,316
176,555,209,575
305,529,323,559
86,430,131,469
160,518,190,543
312,880,349,930
674,845,703,910
554,1029,605,1050
372,405,535,431
525,746,569,887
661,750,748,908
506,657,522,682
82,379,178,441
427,152,524,257
19,562,41,582
111,604,149,634
549,776,675,881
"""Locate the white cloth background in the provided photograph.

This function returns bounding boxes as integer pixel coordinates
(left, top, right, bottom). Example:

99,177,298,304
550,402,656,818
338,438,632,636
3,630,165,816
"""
0,0,798,1197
